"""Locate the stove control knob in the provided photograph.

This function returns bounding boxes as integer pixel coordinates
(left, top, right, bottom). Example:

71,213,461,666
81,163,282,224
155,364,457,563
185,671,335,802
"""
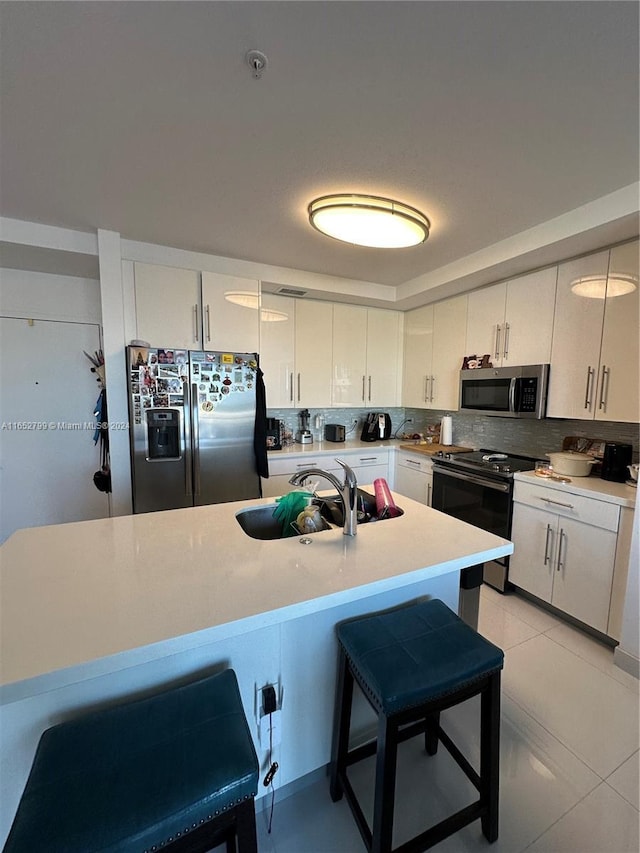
492,463,500,471
503,465,511,473
445,453,452,460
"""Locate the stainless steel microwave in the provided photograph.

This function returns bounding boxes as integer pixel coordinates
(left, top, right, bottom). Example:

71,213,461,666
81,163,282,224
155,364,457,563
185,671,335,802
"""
459,364,549,418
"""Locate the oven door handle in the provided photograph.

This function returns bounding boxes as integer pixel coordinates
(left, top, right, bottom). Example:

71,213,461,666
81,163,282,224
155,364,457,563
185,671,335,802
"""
434,467,511,493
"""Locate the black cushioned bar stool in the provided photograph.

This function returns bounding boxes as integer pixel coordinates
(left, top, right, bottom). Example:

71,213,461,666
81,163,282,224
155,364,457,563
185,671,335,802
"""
330,599,504,853
4,668,259,853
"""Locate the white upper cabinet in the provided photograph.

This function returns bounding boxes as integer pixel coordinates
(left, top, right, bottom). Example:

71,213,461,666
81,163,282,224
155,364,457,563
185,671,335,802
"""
294,299,333,407
332,304,368,406
260,294,295,408
548,241,639,422
332,306,403,407
133,264,260,353
465,282,506,363
402,295,467,410
402,305,434,408
596,241,639,423
200,272,260,353
134,262,201,350
465,268,557,367
431,295,468,409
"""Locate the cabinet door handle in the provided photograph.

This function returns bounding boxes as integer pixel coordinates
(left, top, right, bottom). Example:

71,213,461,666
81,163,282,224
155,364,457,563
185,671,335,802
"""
424,375,429,403
427,482,432,505
193,304,199,342
404,459,421,468
495,324,502,360
289,372,294,403
598,365,610,411
503,322,510,359
297,372,301,403
362,375,366,402
540,497,574,509
368,375,372,402
430,375,435,402
543,523,553,565
584,366,594,410
556,528,566,572
205,304,211,342
359,457,378,463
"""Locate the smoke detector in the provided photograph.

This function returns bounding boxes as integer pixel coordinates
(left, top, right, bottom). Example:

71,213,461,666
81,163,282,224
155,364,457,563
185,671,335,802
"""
246,50,268,79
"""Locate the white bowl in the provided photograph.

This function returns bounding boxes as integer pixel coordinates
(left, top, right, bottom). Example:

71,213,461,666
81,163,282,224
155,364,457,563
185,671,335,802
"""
546,451,596,477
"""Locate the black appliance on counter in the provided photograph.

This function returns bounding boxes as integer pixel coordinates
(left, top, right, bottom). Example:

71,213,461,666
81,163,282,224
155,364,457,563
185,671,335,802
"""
361,412,392,442
325,423,346,442
601,442,633,482
431,449,537,592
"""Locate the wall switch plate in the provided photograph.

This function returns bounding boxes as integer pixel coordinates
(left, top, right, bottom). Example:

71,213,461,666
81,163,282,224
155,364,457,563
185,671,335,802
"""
259,710,282,747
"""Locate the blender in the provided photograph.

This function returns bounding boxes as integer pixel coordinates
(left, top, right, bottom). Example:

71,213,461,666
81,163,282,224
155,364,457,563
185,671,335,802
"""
295,409,313,444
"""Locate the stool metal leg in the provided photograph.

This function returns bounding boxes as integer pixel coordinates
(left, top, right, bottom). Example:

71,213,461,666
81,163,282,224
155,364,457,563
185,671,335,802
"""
424,711,440,756
330,649,354,802
371,714,398,853
480,671,501,843
234,798,258,853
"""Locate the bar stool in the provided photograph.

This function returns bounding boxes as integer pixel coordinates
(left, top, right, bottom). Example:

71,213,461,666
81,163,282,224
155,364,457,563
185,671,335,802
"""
4,668,259,853
330,598,504,853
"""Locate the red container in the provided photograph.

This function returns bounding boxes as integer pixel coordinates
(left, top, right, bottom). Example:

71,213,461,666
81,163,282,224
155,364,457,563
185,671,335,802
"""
373,478,401,519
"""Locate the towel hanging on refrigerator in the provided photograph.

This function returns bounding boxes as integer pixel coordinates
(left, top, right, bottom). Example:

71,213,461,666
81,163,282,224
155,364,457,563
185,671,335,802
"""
253,363,269,479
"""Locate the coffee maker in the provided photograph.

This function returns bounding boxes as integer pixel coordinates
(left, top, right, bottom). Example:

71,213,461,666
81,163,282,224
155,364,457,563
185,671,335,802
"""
601,442,633,482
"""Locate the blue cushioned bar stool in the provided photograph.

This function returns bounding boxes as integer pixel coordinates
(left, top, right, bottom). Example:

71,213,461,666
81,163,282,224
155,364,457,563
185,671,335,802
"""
4,668,259,853
330,599,504,853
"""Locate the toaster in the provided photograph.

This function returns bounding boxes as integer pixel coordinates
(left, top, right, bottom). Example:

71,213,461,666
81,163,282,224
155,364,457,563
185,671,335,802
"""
324,423,346,442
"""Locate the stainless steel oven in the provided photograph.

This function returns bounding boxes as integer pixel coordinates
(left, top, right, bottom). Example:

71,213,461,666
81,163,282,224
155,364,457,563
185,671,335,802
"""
432,450,536,592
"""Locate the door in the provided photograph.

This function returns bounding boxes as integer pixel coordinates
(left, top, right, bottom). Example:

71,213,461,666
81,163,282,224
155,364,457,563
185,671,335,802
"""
134,262,201,350
550,518,617,633
294,300,333,407
509,502,555,602
465,282,506,365
431,295,467,409
332,304,367,406
402,305,433,408
260,294,295,407
503,268,557,365
200,272,260,352
128,346,192,514
0,317,109,543
191,351,260,505
366,308,402,407
595,240,639,423
547,252,609,419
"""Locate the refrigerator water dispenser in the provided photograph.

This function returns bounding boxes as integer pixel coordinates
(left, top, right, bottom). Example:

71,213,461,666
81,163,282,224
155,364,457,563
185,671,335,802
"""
146,409,181,460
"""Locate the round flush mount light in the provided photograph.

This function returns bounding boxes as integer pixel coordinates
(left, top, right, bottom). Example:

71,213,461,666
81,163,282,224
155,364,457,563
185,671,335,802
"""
570,274,637,299
308,194,430,248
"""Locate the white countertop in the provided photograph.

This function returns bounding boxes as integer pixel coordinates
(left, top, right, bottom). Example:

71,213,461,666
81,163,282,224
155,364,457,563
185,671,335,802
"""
514,471,636,508
268,438,403,457
0,490,512,701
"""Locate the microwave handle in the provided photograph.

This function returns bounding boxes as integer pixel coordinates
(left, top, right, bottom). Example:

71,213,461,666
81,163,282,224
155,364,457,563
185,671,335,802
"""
508,376,517,413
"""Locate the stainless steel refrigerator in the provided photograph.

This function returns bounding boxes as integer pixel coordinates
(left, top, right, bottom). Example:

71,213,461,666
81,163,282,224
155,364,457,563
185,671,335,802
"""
126,345,262,513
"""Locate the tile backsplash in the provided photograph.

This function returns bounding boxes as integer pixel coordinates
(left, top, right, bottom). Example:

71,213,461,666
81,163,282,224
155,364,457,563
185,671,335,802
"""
267,406,639,461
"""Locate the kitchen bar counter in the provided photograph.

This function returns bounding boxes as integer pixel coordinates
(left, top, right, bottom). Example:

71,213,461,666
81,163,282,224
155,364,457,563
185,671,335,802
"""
0,493,512,844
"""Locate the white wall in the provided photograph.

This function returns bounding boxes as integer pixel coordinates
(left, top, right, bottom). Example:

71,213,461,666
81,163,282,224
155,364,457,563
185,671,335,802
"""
0,267,101,323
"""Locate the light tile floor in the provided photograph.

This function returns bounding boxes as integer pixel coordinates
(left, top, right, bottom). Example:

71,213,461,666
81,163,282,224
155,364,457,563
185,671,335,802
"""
254,585,639,852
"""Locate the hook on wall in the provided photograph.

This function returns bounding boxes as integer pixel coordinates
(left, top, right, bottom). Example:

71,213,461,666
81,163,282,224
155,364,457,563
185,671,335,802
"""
246,49,268,79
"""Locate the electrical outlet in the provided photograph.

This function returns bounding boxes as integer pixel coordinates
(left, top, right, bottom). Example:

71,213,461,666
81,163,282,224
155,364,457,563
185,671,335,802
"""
259,710,282,747
406,418,413,423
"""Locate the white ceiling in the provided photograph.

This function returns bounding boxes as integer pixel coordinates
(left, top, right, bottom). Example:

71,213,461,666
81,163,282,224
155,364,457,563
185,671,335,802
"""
1,1,638,306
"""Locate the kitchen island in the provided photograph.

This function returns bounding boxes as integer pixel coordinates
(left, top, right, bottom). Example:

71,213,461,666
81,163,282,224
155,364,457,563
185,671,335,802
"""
0,490,512,844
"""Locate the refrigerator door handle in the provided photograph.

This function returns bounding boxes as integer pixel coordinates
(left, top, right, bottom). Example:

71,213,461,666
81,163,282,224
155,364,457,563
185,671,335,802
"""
191,383,201,496
183,380,193,496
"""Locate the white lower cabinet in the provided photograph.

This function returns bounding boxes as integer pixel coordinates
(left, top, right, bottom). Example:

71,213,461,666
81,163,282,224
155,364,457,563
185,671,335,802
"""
509,480,620,635
261,450,389,500
394,453,433,506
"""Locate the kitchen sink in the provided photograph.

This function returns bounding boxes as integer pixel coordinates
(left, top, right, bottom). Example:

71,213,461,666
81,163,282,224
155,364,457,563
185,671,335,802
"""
235,504,333,540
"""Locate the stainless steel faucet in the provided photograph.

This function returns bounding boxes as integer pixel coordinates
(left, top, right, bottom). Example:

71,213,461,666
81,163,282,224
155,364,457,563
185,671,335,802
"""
288,458,358,536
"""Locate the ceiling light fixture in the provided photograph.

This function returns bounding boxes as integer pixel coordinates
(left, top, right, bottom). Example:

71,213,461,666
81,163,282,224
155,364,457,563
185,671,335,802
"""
570,274,637,299
308,194,430,248
224,291,288,322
